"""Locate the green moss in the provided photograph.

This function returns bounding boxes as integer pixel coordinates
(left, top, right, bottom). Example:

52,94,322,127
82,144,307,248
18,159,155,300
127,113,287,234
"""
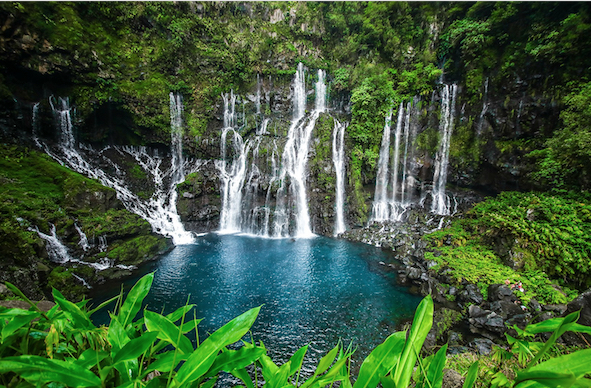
47,267,87,301
107,235,169,265
423,191,591,304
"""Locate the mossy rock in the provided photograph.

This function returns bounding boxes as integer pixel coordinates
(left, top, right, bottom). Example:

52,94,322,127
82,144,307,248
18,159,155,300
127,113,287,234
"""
107,235,171,266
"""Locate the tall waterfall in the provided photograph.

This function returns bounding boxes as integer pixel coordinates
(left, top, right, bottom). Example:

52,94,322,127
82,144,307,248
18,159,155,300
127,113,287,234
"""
46,95,196,245
218,91,249,234
372,99,421,222
332,118,347,235
371,107,393,221
273,65,325,238
431,84,458,215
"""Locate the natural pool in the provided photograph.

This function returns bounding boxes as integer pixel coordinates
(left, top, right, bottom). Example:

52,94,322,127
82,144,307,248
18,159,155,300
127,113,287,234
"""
90,234,422,365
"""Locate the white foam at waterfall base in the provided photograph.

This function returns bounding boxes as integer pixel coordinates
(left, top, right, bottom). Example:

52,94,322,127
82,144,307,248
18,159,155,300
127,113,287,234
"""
431,84,458,215
332,118,347,236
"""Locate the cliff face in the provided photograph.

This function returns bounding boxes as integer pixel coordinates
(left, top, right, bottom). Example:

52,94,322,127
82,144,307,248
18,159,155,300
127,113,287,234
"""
1,2,591,282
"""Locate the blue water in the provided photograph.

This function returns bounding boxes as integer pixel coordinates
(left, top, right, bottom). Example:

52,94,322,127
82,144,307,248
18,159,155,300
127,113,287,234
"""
90,234,421,365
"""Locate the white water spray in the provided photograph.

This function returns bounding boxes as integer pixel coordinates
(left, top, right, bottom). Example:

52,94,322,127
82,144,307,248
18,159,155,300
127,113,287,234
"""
372,107,393,222
46,95,196,245
431,84,458,215
332,118,347,235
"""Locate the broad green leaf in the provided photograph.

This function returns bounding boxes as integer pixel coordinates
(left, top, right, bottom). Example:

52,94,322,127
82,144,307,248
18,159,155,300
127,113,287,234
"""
0,355,101,387
113,331,159,365
463,361,479,388
267,362,291,388
166,304,196,323
525,318,591,335
52,288,94,330
232,367,255,388
353,331,406,388
392,295,434,388
259,353,280,382
201,377,218,388
108,314,130,355
206,346,265,377
4,282,49,319
315,343,340,376
515,370,576,388
304,354,352,388
529,310,579,367
144,310,193,354
180,318,203,334
143,351,189,375
425,344,447,388
529,348,591,377
118,272,154,328
73,349,108,370
88,295,120,317
1,311,39,341
173,306,261,386
288,344,309,378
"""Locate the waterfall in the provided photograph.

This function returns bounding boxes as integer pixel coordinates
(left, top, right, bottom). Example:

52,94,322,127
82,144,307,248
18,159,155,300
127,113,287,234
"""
371,107,393,222
431,84,458,215
98,235,108,252
316,70,327,112
389,103,404,210
75,224,90,252
50,96,76,149
273,65,324,238
46,95,196,245
372,98,422,223
33,224,73,264
332,118,347,236
218,91,250,234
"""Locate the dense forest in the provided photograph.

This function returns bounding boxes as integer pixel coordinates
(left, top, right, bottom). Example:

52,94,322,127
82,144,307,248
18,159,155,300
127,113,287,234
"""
1,2,591,387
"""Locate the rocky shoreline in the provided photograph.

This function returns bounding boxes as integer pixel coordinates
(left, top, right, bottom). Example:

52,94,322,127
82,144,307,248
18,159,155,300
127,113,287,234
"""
341,192,591,358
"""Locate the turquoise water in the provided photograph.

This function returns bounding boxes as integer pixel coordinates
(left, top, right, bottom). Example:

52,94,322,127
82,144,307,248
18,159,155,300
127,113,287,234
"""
91,234,422,365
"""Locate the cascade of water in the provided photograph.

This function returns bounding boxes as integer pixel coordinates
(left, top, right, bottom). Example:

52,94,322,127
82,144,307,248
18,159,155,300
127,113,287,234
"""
332,118,347,235
390,103,405,205
477,77,489,135
400,101,412,205
46,95,196,245
371,107,394,222
316,70,327,112
75,224,90,252
218,91,250,234
34,224,73,264
98,235,108,252
50,96,76,149
273,65,324,238
401,97,420,206
72,274,91,289
431,84,458,215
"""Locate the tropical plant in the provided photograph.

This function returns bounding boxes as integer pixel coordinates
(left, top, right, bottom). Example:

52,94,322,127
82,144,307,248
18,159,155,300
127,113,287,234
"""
3,273,591,388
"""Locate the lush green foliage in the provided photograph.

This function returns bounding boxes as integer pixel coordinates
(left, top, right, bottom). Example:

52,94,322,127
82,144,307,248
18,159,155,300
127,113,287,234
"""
3,274,591,387
529,82,591,190
424,191,591,304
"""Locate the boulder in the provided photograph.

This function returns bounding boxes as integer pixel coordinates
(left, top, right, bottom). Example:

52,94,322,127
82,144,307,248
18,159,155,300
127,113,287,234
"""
442,369,464,388
488,284,514,302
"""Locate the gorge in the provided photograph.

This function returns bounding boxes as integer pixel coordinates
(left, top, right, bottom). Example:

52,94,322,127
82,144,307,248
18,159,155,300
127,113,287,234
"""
2,2,591,384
